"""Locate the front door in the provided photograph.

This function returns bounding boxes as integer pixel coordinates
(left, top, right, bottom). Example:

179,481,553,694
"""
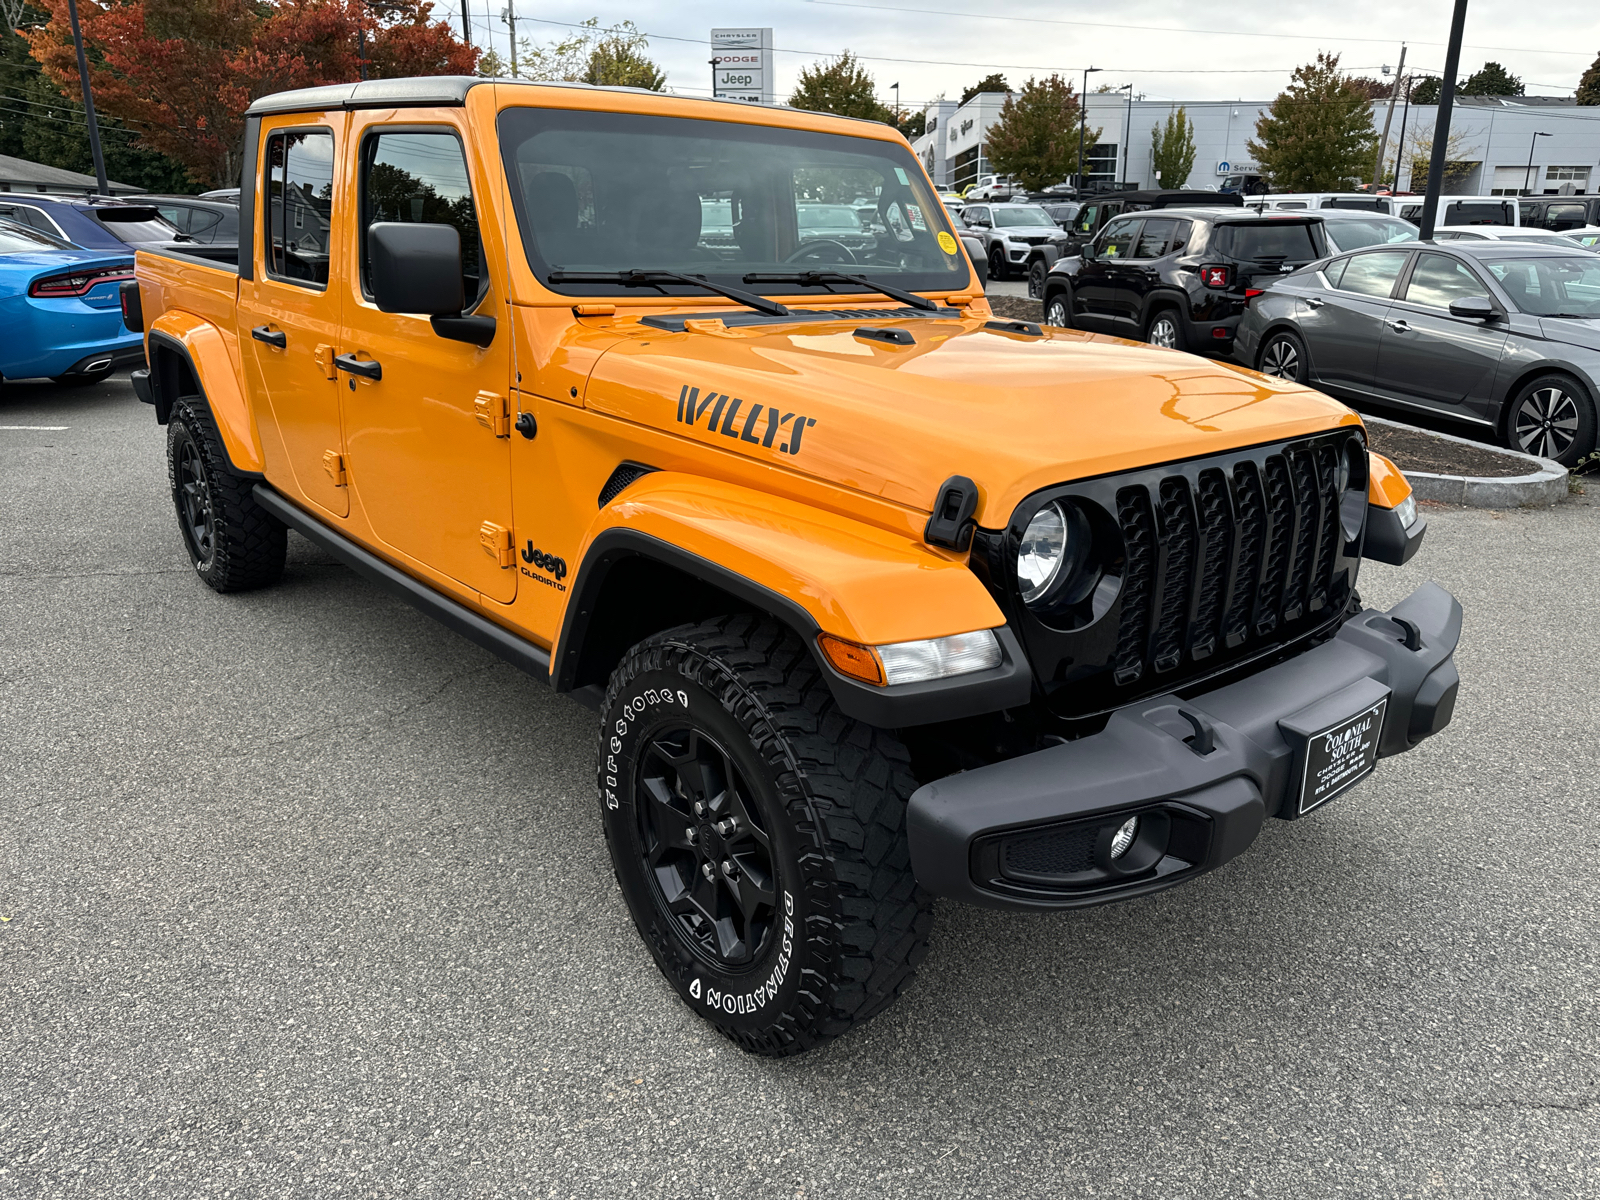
338,115,517,603
1074,217,1141,332
1300,249,1410,393
1376,251,1508,416
238,115,349,518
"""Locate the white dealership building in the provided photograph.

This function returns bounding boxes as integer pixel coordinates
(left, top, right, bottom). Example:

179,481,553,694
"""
911,91,1600,197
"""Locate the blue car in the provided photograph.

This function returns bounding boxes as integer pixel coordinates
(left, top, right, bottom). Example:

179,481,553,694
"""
0,194,185,252
0,218,144,385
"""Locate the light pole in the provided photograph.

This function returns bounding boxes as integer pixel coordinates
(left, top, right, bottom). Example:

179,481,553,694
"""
1418,0,1468,241
892,81,900,124
1371,44,1407,189
1522,131,1550,196
65,0,107,196
1078,67,1099,193
1120,83,1133,185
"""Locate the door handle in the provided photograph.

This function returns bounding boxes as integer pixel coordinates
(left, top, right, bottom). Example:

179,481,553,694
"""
251,325,287,348
1388,319,1411,332
1304,296,1324,308
332,353,382,381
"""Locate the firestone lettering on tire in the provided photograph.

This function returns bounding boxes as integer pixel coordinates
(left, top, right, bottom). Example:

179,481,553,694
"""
602,686,693,810
699,892,795,1014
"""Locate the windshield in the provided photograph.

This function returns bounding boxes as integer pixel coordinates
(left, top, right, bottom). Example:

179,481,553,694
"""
94,209,184,244
1484,256,1600,317
992,207,1056,228
1323,217,1418,252
0,220,73,253
497,107,969,296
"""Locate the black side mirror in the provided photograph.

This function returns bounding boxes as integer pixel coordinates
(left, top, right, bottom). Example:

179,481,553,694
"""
368,222,494,346
1448,295,1497,320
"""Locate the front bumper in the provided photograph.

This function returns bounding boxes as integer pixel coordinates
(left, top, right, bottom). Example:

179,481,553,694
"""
907,582,1462,911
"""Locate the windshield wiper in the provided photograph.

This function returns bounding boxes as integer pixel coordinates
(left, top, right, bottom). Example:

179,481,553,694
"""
546,269,789,317
742,270,939,311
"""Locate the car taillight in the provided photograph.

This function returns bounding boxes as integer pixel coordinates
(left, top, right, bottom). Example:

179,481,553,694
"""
1200,265,1231,288
1244,287,1265,305
28,265,135,298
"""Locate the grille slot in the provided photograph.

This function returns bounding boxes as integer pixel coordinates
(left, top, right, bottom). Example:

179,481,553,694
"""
1112,487,1157,686
1152,477,1196,673
1002,825,1097,877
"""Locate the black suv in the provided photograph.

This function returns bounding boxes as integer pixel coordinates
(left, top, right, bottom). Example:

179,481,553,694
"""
1024,189,1243,297
1518,196,1600,232
1039,208,1328,354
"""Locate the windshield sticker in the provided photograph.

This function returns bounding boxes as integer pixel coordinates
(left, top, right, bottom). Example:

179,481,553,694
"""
937,230,959,255
894,167,910,185
676,385,817,455
906,203,927,231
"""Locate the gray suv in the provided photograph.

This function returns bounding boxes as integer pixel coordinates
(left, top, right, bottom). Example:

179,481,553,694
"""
960,203,1067,280
1238,241,1600,466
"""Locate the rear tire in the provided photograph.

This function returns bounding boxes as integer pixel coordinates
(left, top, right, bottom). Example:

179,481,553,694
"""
1257,330,1309,383
1044,292,1073,329
597,615,933,1057
1145,307,1188,352
167,395,286,592
1028,259,1049,300
1503,373,1597,468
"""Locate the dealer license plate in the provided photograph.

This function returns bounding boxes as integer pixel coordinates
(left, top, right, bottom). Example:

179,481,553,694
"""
1296,697,1389,815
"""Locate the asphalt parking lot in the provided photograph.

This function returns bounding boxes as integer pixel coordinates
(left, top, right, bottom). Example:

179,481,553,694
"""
3,376,1598,1199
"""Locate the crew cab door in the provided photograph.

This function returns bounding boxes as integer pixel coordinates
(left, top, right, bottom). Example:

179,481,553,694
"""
1116,216,1179,333
239,113,349,518
337,114,518,604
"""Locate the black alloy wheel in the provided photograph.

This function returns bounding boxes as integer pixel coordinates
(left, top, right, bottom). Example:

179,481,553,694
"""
988,245,1008,281
1507,374,1597,467
172,423,218,569
1044,294,1072,329
1258,330,1309,382
1028,259,1049,300
635,725,777,969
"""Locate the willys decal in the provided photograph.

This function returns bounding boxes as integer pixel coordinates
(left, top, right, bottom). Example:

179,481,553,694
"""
675,386,817,456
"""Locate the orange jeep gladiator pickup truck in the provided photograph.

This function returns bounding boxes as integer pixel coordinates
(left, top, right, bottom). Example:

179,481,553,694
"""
125,77,1460,1057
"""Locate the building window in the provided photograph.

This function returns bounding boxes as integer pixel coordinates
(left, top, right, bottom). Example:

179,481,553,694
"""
1085,143,1119,185
1544,165,1591,194
951,145,981,192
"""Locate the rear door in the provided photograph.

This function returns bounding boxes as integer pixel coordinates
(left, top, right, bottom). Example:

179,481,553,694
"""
238,114,350,518
1298,249,1411,391
1116,216,1177,333
337,113,518,604
1376,250,1508,417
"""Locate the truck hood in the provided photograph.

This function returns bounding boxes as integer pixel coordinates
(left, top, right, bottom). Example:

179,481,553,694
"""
583,312,1360,528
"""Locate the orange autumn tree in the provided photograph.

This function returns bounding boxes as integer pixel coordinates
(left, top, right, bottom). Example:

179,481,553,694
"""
26,0,477,187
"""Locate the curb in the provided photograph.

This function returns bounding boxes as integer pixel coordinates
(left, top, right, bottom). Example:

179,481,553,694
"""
1363,415,1569,509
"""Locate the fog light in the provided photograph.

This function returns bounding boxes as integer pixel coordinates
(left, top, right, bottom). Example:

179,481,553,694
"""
1109,816,1139,859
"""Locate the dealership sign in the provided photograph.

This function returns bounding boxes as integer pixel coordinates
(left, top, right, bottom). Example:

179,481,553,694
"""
711,28,774,104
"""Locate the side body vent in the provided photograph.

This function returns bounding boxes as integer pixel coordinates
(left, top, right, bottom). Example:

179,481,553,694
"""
597,462,658,508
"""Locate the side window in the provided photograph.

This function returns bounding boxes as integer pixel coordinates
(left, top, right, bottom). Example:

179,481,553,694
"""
1403,253,1487,309
155,205,190,232
362,129,483,305
1134,217,1176,258
1074,204,1098,235
1332,251,1409,298
1097,218,1141,259
1547,203,1587,230
264,129,335,288
188,209,223,237
1168,219,1193,253
1322,257,1349,289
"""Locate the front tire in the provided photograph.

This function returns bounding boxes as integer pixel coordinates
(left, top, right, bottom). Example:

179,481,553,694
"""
1504,373,1597,468
1027,259,1049,300
597,616,933,1057
1258,330,1309,382
167,395,286,592
987,246,1008,281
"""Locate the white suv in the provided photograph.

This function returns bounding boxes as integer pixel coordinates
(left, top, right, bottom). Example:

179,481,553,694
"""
965,175,1017,201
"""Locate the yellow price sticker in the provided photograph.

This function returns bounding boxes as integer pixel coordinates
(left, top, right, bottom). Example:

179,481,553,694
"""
937,231,959,255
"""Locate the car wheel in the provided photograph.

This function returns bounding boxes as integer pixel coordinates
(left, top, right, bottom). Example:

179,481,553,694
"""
1504,373,1597,468
987,246,1007,281
1257,330,1309,382
1044,293,1072,329
597,615,933,1057
1028,259,1049,300
1145,308,1187,352
167,395,287,592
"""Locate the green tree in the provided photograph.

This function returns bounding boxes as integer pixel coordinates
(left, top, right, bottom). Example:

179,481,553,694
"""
583,27,665,90
1578,52,1600,106
984,74,1092,191
960,73,1009,106
1248,52,1377,192
1409,75,1441,104
1459,61,1523,96
896,109,925,139
1150,106,1196,188
788,51,892,122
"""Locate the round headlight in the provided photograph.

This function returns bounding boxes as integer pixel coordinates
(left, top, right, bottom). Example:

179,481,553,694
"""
1017,502,1067,603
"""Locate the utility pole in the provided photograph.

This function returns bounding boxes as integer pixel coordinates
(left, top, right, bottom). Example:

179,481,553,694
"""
460,0,471,47
65,0,107,196
1371,44,1406,190
1419,0,1468,240
501,3,517,77
1078,67,1099,192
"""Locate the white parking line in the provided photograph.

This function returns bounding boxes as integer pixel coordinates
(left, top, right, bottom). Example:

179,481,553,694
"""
0,426,70,430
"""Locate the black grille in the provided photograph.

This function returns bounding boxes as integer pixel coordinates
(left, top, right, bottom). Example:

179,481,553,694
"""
1002,825,1097,877
978,429,1364,720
